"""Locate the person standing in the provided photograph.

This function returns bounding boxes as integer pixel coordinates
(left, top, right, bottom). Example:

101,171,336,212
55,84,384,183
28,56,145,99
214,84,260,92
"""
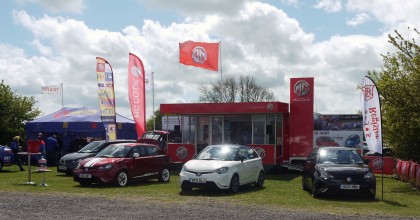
37,133,46,162
10,136,25,171
45,134,58,166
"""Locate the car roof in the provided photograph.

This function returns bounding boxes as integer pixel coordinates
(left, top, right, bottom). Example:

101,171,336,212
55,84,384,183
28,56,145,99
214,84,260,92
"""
317,146,355,151
206,144,250,149
91,139,137,144
110,142,159,147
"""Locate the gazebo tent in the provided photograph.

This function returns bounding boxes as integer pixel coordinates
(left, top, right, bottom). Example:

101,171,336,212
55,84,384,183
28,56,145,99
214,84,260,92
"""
25,107,138,153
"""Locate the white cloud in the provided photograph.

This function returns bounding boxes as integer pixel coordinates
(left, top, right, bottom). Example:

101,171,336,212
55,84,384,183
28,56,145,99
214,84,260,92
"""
15,0,85,13
2,1,418,119
346,12,370,26
314,0,342,13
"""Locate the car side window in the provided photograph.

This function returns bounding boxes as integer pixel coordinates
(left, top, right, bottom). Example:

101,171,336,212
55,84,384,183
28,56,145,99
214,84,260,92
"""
145,146,160,156
132,146,146,157
247,148,258,159
238,148,250,160
308,149,318,163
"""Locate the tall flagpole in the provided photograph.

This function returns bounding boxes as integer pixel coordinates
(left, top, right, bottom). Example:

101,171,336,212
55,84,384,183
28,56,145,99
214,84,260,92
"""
152,72,155,131
219,41,222,80
61,83,64,108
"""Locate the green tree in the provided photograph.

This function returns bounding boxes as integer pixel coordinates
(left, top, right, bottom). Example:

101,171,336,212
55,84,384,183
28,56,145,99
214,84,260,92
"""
199,75,276,102
0,80,42,145
146,109,162,131
368,28,420,161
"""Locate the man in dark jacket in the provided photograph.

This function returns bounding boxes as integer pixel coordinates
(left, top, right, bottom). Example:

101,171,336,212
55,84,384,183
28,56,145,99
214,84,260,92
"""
10,136,25,171
45,134,58,166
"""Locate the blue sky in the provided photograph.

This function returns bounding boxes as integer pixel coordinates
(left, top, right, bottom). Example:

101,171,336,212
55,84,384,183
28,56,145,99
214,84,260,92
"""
1,0,419,119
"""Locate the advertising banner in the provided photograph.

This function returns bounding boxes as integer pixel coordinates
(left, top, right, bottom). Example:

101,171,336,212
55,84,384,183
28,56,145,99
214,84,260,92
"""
96,57,117,141
167,143,196,163
128,53,146,138
289,78,314,159
361,76,382,154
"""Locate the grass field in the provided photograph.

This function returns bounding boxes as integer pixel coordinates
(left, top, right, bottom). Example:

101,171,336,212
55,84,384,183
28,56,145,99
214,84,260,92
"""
0,164,419,217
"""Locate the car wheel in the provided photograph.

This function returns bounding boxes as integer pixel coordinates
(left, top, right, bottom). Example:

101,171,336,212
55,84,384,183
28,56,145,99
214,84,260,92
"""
158,168,170,182
255,171,265,187
229,174,240,193
302,176,309,191
181,183,192,191
311,178,319,198
115,170,128,187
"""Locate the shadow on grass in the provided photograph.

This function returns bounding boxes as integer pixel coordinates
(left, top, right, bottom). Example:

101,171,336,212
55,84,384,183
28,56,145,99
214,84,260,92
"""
72,179,170,189
178,185,265,197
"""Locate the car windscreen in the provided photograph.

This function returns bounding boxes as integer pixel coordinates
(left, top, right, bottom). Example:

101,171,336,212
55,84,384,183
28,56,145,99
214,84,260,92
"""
319,149,364,164
96,144,131,158
78,141,103,153
196,146,237,161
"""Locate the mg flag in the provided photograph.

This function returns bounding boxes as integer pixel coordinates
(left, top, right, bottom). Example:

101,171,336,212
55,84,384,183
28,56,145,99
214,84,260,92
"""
41,85,61,95
361,76,382,154
179,41,219,71
96,57,117,141
128,53,146,138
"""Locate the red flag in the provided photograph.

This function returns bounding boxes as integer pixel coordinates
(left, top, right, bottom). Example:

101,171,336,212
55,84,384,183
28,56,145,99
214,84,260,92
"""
128,53,146,139
179,41,219,71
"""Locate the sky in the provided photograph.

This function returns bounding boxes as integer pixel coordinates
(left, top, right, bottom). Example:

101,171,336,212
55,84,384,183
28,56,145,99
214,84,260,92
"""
1,0,420,121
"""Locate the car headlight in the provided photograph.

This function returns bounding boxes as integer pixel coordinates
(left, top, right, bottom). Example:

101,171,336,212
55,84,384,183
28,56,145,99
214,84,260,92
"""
319,168,334,179
364,172,375,179
213,167,229,174
181,165,187,172
98,164,113,170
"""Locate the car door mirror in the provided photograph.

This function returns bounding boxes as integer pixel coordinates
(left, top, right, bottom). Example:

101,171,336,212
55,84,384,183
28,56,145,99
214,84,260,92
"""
133,153,140,158
364,159,370,165
238,155,246,163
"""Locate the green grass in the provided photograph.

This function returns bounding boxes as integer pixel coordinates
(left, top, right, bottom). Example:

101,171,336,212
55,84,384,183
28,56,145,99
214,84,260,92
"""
1,165,419,217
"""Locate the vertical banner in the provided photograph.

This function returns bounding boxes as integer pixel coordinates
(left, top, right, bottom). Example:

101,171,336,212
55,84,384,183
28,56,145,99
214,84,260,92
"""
289,78,314,159
361,76,382,154
96,57,117,141
179,41,219,71
128,53,146,138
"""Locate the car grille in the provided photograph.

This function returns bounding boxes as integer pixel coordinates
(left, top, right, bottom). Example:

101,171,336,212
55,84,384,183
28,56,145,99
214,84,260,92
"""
187,171,213,176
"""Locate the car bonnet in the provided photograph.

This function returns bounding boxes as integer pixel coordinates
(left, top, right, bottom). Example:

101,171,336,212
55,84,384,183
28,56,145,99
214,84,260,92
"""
80,157,121,168
184,159,238,172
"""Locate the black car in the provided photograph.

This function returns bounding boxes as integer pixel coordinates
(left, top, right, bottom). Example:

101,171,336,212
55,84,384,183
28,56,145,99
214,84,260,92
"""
57,139,136,175
302,147,376,199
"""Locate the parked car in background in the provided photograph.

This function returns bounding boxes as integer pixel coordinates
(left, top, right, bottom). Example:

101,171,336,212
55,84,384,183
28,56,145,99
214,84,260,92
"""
365,147,394,157
344,134,361,148
73,142,170,187
57,139,136,175
315,136,339,147
0,145,14,171
179,144,265,193
302,147,376,199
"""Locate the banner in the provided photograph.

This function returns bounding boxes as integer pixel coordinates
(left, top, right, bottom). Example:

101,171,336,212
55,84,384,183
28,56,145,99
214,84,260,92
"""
179,41,219,71
128,53,146,138
361,76,382,154
96,57,117,141
41,85,61,95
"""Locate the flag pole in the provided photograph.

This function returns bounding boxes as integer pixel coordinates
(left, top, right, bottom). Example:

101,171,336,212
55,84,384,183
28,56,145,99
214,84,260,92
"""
61,83,64,108
152,72,155,131
219,41,222,80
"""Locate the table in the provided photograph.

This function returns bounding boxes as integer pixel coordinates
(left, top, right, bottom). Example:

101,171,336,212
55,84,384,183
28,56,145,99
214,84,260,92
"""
18,152,41,185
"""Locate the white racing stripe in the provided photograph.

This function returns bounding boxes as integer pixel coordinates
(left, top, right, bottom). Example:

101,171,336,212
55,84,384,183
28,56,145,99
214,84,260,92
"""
85,158,105,167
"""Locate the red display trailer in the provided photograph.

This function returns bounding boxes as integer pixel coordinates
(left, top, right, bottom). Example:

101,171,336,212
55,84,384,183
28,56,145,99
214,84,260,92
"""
160,78,316,169
160,102,290,167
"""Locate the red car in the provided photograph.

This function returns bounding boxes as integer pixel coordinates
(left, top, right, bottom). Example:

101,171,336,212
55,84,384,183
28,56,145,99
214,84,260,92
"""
315,136,339,147
73,143,170,186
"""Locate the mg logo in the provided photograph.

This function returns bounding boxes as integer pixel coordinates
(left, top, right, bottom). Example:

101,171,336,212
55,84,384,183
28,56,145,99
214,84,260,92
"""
294,80,310,96
254,147,266,159
362,85,375,101
192,46,207,64
372,158,383,170
176,146,188,160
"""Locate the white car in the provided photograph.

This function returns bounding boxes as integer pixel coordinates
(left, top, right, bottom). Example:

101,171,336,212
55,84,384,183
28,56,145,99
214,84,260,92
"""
179,144,265,193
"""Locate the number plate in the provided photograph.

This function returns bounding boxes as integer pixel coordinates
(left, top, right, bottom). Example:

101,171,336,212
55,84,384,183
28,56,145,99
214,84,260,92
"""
79,174,91,179
190,178,206,183
59,165,67,170
340,184,360,190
